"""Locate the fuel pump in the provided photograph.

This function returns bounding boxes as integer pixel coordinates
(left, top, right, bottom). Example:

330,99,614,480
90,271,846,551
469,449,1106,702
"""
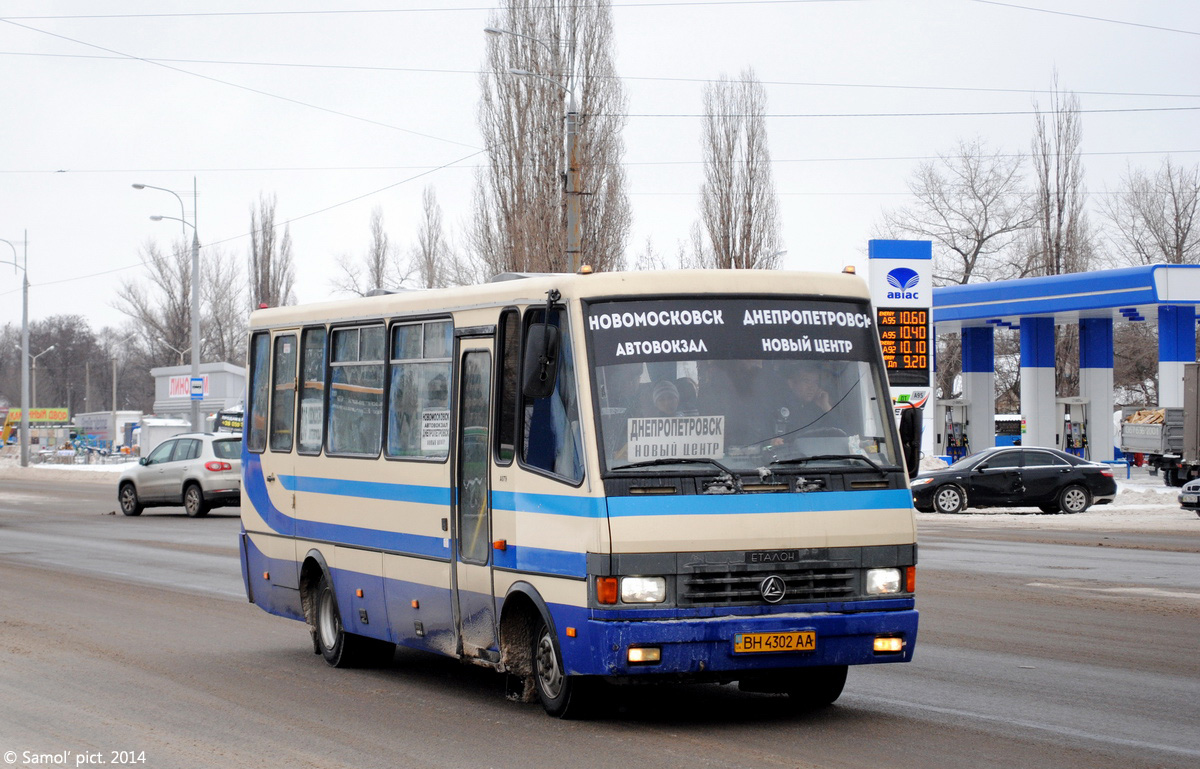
935,398,970,462
1056,397,1090,459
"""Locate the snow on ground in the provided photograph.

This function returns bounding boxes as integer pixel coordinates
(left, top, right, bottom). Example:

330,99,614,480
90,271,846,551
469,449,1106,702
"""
2,455,1196,533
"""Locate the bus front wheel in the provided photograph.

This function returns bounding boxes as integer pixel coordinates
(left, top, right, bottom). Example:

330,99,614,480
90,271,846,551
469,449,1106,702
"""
786,665,848,709
533,621,591,718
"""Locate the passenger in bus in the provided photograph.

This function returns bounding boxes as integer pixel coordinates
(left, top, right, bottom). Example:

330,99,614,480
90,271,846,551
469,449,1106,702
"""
781,364,834,430
675,376,699,416
649,379,681,418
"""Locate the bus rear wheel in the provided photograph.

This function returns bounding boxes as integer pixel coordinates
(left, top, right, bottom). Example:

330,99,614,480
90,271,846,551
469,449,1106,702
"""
533,621,591,718
786,665,848,709
314,573,394,668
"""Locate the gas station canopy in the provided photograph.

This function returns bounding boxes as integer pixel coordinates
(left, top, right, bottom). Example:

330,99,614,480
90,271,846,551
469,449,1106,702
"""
933,264,1200,330
929,264,1200,461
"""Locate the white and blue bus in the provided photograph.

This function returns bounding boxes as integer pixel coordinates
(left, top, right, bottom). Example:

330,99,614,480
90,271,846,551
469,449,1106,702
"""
239,269,918,717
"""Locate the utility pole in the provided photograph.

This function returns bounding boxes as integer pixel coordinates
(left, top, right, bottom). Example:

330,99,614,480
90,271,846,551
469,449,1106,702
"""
564,99,581,274
190,175,201,433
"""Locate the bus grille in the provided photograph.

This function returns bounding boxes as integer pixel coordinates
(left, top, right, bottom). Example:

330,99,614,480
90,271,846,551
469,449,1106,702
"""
678,568,855,606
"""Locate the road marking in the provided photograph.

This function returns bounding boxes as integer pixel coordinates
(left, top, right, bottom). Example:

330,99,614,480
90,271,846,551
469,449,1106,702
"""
862,694,1200,759
1027,582,1200,601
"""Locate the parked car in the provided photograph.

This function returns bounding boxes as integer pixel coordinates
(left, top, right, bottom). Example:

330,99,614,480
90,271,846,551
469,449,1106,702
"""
1180,478,1200,517
910,446,1117,514
117,432,242,517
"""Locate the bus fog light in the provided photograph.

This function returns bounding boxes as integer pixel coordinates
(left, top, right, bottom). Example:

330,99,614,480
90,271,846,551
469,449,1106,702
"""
866,568,901,595
627,646,661,664
620,576,666,603
874,636,904,653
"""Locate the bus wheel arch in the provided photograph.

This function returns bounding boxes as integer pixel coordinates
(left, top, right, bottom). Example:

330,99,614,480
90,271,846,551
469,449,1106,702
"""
499,584,554,703
299,552,331,655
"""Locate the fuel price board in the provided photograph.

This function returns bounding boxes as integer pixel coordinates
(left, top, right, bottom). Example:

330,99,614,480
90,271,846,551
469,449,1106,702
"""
877,307,930,387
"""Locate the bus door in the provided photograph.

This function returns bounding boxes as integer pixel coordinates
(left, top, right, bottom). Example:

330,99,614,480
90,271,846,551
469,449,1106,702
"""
452,338,499,661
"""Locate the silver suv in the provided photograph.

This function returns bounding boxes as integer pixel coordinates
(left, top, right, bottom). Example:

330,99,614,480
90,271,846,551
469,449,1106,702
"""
118,432,242,517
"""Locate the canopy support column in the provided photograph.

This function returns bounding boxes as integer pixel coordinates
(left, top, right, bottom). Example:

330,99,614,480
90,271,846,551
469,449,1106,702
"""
1020,317,1056,449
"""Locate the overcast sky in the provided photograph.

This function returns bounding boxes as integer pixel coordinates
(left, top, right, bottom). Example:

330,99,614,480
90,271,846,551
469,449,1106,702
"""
1,0,1197,336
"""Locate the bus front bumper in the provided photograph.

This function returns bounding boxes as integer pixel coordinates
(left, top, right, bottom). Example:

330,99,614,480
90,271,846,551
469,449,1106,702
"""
561,607,918,678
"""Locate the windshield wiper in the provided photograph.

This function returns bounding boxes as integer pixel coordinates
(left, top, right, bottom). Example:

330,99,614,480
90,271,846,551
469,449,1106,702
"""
611,457,740,476
770,454,888,475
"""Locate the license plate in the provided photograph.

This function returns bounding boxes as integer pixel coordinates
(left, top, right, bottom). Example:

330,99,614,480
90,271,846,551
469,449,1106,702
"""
733,631,816,654
1183,494,1198,504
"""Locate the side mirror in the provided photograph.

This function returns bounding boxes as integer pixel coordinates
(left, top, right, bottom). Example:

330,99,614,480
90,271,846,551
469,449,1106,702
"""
521,324,560,399
139,457,149,466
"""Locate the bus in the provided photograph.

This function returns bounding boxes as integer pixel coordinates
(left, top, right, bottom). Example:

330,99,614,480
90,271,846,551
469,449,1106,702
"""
238,269,918,717
995,414,1023,447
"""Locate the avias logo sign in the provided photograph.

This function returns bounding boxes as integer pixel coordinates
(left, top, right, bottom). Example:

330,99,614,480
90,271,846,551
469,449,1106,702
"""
886,267,921,300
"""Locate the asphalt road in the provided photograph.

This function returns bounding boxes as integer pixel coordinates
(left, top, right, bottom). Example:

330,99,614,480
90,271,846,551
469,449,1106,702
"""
0,477,1197,769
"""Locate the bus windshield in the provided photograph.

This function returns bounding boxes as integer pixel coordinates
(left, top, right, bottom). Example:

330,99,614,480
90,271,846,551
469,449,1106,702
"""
586,297,901,473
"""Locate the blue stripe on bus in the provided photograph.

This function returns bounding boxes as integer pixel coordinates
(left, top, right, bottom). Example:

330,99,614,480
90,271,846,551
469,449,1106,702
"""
493,543,587,577
490,490,607,518
279,474,453,506
245,455,451,558
606,489,912,517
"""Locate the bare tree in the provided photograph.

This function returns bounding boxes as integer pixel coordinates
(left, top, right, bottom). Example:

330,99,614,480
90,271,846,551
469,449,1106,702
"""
115,239,245,370
202,247,247,365
696,69,782,270
632,236,676,271
878,138,1034,285
408,188,472,287
332,206,410,296
249,193,296,310
472,0,630,275
114,240,193,361
1114,322,1161,406
1101,157,1200,266
1028,77,1095,277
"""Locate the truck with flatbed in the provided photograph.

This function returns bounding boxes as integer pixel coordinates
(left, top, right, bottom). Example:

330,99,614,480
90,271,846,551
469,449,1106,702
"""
1119,363,1200,487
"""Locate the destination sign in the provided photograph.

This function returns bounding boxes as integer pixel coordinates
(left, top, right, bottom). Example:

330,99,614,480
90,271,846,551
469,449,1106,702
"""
585,298,876,367
876,306,930,387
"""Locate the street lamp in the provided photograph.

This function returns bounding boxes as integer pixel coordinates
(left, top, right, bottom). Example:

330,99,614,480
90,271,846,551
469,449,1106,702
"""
486,27,582,274
163,338,205,366
134,179,201,432
0,232,31,467
16,344,55,410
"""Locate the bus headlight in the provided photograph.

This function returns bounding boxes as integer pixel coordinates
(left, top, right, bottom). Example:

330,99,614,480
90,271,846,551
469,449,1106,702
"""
620,576,666,603
866,568,902,595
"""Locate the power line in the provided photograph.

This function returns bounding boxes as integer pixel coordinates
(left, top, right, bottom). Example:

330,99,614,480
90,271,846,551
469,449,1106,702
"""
4,49,1199,101
971,0,1200,37
4,148,1198,176
614,106,1200,118
200,149,487,249
0,19,480,150
9,152,488,293
0,1,864,21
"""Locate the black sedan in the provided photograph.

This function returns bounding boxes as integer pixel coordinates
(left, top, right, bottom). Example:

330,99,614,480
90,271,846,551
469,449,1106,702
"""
1181,478,1200,517
910,446,1118,514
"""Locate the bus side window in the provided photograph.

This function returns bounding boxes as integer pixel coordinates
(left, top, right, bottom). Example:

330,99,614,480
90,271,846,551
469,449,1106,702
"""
270,334,297,452
520,308,583,483
297,327,327,454
246,332,271,453
328,324,385,456
494,309,519,465
386,319,452,460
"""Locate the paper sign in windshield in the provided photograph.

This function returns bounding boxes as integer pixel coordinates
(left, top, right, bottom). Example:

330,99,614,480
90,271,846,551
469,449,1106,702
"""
627,415,725,460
